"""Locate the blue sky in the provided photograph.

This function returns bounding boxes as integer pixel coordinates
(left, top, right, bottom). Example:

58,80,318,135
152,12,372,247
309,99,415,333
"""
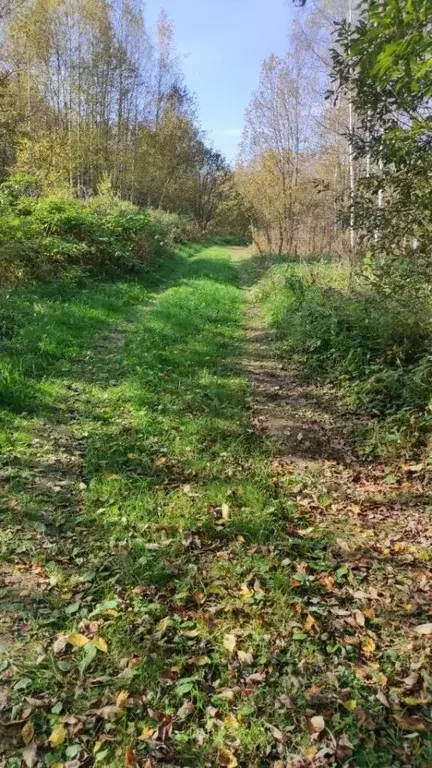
146,0,297,163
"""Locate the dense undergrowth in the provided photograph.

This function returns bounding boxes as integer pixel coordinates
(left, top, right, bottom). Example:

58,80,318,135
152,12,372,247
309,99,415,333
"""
255,259,432,459
0,175,191,285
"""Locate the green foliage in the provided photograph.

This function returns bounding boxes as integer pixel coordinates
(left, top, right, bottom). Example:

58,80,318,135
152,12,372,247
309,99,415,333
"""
257,262,432,455
147,209,192,247
332,0,432,295
0,178,174,284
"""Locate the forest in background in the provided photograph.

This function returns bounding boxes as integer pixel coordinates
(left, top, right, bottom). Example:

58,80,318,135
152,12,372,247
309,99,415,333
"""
0,0,248,282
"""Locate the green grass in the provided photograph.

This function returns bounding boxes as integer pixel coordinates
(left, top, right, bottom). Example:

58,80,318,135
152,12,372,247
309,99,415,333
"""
1,245,431,767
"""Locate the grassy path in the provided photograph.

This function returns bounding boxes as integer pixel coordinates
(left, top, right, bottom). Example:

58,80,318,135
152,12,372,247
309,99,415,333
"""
1,245,431,767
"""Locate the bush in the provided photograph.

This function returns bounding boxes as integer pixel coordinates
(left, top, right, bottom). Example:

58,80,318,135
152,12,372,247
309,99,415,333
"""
147,209,191,247
257,262,432,455
0,178,176,284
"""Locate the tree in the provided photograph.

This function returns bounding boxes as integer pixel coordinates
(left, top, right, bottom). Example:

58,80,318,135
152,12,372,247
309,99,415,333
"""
331,0,432,292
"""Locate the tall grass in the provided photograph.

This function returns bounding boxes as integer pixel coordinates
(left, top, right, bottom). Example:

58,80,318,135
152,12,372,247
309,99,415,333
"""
255,260,432,457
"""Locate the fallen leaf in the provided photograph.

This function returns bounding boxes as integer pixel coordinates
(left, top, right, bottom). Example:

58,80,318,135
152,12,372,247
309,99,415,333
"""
310,715,325,734
376,690,390,708
116,690,129,708
269,724,285,742
22,721,34,745
125,746,137,766
354,610,365,627
52,635,68,655
218,688,236,700
403,671,420,690
414,623,432,635
176,700,194,721
49,724,67,747
277,694,293,709
237,650,253,665
67,633,89,648
223,633,237,653
94,705,121,720
304,614,316,633
221,503,231,521
218,747,238,767
92,636,108,653
393,714,426,731
22,741,37,768
138,726,155,741
361,636,376,656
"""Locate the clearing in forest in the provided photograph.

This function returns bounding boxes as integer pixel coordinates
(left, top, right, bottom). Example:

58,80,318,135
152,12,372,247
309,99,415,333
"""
1,245,431,768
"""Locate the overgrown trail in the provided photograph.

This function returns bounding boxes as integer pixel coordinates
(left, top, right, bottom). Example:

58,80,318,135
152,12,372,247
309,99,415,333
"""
1,246,431,768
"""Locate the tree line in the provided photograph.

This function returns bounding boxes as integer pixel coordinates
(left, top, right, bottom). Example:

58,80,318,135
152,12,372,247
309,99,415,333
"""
235,0,431,289
0,0,247,237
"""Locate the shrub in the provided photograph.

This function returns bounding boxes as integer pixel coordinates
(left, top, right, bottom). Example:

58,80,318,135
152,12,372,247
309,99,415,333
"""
147,209,191,248
0,177,176,284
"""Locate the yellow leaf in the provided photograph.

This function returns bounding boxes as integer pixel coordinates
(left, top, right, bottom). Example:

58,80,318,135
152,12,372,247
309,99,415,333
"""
221,503,230,521
218,747,238,767
92,636,108,652
223,633,237,653
394,542,406,553
345,699,357,712
138,726,155,741
157,617,171,634
362,636,376,656
52,763,65,768
49,724,67,748
67,633,89,648
116,690,129,708
304,614,316,633
22,721,34,745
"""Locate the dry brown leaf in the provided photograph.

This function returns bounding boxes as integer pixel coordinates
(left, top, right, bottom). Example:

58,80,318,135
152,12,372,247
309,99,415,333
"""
269,724,285,742
52,635,68,655
176,700,195,721
354,610,366,627
414,623,432,635
376,690,390,708
310,715,325,734
393,714,426,731
22,741,37,768
124,746,137,766
403,671,420,690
